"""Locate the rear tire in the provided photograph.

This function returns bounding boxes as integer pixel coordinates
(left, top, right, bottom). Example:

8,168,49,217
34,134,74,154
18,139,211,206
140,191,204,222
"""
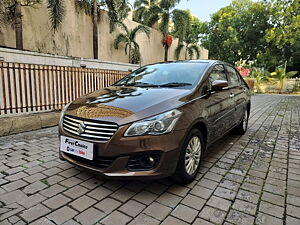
235,108,249,135
172,129,205,184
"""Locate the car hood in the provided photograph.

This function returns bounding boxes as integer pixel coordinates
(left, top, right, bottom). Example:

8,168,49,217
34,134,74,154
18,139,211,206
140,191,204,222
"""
65,86,191,125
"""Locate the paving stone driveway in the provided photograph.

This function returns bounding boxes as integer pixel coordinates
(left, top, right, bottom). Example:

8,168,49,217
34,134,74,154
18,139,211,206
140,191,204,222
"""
0,94,300,225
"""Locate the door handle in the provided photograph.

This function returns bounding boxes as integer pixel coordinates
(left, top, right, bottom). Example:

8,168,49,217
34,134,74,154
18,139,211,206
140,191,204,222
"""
229,93,235,98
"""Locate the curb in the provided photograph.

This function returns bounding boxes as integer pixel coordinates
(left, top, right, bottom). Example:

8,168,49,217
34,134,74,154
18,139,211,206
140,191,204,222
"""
0,111,61,137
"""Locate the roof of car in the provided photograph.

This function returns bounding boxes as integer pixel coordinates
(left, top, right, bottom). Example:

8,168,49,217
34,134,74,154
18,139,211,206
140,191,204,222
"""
156,60,224,66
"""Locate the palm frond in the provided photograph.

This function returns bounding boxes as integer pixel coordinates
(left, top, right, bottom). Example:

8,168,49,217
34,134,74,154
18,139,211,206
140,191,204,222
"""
188,44,200,59
131,41,141,64
172,9,190,42
114,33,128,49
134,0,149,9
159,12,169,36
175,44,185,60
75,0,92,15
159,0,180,11
106,0,130,33
47,0,65,31
115,21,129,34
131,25,151,40
285,71,298,78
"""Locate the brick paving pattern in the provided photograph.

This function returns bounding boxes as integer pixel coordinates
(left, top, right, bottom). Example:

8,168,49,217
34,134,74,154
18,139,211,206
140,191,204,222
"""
0,94,300,225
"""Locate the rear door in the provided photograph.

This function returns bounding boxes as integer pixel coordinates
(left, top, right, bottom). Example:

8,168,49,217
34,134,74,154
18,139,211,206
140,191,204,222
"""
204,64,236,141
225,65,247,124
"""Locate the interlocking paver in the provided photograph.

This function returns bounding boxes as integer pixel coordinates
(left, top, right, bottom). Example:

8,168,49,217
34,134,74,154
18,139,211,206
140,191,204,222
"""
199,206,226,224
133,190,158,205
259,201,284,218
94,198,122,214
100,210,131,225
47,206,78,224
128,213,160,225
69,195,97,212
226,209,255,225
143,202,172,221
207,195,232,211
19,204,51,223
156,192,182,208
74,207,105,225
255,212,283,225
161,216,189,225
43,194,71,210
0,94,299,225
0,190,27,205
170,204,198,223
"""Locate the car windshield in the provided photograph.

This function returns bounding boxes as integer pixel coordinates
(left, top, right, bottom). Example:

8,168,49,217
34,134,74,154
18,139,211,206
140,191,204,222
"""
114,62,208,88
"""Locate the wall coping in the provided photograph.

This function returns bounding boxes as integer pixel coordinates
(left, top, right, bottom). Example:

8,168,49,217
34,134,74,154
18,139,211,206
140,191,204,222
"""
0,47,140,71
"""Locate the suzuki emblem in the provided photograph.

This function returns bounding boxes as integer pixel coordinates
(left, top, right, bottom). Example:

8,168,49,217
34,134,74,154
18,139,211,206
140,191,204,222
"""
77,122,86,135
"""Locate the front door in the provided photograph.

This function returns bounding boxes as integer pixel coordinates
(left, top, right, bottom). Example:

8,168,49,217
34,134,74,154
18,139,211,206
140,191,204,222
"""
204,64,236,141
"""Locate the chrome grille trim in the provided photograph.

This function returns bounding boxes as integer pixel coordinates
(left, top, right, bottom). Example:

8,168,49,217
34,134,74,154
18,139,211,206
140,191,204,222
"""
62,115,119,142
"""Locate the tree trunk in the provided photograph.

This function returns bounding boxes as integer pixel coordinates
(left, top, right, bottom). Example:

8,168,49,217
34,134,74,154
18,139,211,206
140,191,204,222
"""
92,0,98,59
128,42,132,64
185,47,188,60
15,0,23,50
164,45,168,61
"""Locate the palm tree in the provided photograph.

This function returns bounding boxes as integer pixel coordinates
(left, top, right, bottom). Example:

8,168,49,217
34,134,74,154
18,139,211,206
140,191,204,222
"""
159,0,182,61
0,0,64,50
114,22,150,64
270,65,298,93
133,0,160,28
75,0,130,59
175,41,200,60
173,10,200,60
133,0,185,61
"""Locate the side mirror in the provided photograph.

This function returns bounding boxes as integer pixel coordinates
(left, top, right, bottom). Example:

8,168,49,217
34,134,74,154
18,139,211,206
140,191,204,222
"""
211,80,228,91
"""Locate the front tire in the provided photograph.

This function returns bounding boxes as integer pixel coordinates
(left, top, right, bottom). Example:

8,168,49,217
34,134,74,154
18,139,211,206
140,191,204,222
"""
172,129,205,184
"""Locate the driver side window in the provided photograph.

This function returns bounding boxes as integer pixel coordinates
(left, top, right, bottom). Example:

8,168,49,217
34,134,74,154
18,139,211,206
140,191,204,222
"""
208,64,227,85
202,64,227,95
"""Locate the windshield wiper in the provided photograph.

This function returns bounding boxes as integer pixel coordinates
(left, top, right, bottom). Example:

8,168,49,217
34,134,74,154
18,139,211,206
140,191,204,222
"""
159,82,192,87
115,82,159,87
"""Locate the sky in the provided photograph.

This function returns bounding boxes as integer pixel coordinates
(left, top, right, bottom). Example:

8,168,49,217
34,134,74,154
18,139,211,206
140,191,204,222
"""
177,0,232,21
129,0,233,22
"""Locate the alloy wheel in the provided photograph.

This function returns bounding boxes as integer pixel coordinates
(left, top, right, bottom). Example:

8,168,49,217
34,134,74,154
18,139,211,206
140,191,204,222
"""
185,136,202,175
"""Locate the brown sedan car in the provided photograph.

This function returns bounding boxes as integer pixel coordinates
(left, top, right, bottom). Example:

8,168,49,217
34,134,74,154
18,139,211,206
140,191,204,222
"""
59,60,251,183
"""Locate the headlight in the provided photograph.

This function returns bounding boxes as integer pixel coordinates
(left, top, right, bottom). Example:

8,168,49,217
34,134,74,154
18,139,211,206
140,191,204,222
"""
124,109,182,136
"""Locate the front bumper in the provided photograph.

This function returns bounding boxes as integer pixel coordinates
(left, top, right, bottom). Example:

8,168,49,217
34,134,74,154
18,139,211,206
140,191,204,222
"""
59,126,186,179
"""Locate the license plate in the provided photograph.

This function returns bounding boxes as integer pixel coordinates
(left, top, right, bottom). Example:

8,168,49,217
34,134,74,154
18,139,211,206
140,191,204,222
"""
60,136,94,160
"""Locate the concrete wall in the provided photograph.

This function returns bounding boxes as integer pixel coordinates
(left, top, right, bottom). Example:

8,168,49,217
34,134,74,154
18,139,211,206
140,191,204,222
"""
0,47,139,71
0,1,208,65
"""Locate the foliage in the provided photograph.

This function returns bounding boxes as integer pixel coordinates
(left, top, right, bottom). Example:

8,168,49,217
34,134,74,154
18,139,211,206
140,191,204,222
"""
173,10,200,60
270,66,298,93
76,0,130,32
133,0,161,27
114,22,150,64
47,0,64,30
199,0,300,72
250,67,272,93
133,0,184,61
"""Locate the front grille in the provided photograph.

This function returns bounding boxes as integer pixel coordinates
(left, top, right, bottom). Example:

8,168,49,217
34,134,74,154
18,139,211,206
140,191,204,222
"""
65,153,115,169
63,115,119,142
